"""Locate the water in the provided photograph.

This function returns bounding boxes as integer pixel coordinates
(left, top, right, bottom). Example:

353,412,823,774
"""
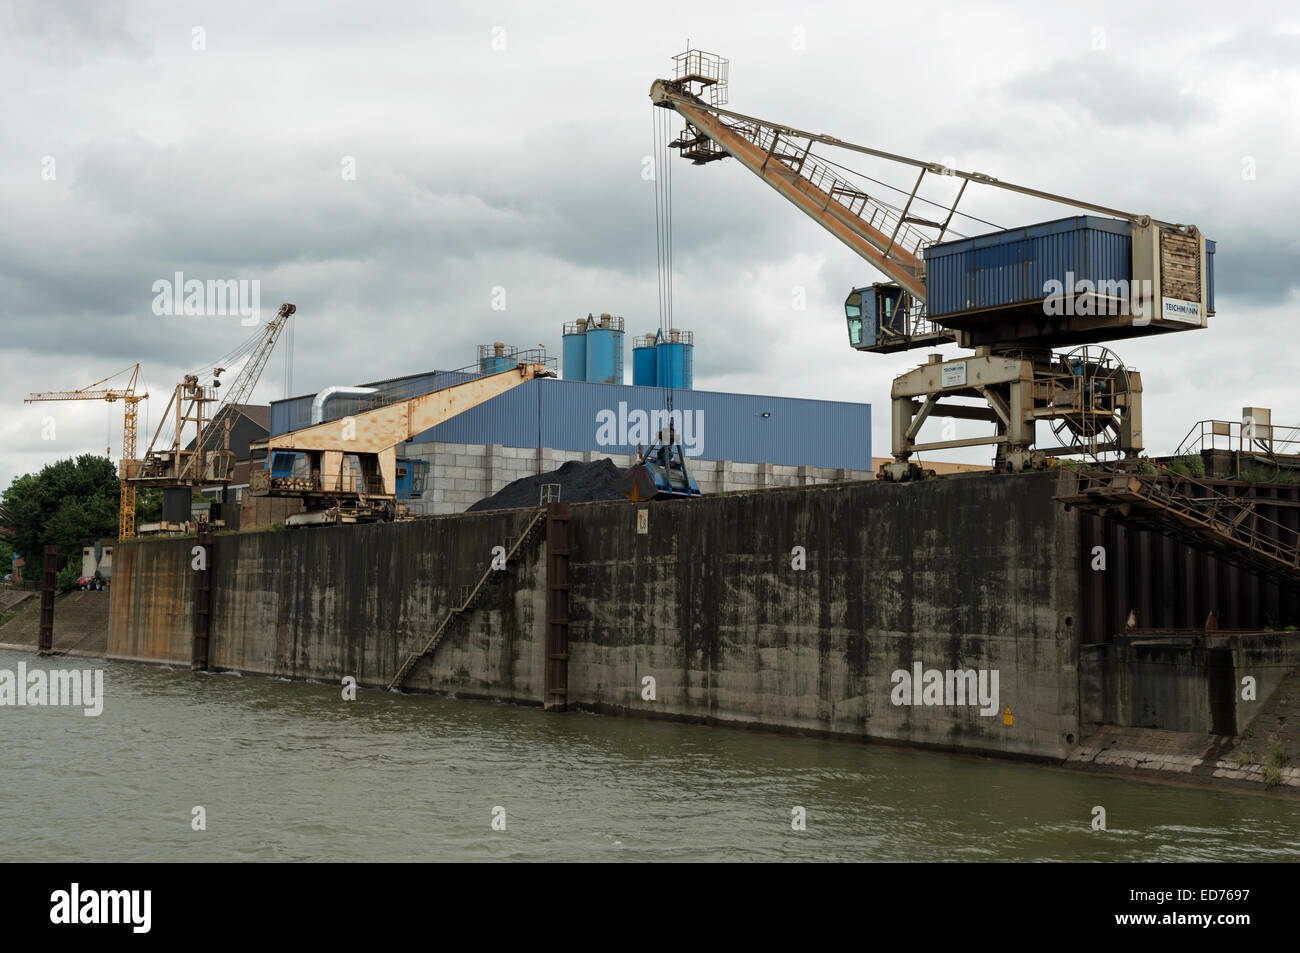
2,648,1298,862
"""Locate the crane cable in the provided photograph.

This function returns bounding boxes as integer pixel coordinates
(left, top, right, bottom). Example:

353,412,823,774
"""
651,106,674,431
188,320,264,381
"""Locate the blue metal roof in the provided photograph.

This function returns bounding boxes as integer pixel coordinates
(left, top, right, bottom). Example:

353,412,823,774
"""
271,377,871,470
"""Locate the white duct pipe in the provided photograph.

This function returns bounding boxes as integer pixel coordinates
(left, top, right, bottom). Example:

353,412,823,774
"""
311,386,378,424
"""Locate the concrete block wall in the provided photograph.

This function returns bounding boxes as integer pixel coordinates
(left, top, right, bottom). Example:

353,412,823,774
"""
401,441,872,514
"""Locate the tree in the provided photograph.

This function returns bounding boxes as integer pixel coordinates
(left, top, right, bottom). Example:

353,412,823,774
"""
136,487,162,524
1,454,120,569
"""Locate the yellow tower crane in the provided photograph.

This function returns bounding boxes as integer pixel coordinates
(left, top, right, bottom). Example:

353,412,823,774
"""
25,363,148,540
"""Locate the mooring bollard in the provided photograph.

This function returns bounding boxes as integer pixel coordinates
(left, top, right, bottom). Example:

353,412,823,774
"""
38,544,56,655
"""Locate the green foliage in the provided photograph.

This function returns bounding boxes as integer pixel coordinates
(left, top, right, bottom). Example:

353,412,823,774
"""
1263,764,1283,787
1,454,120,569
135,487,162,524
1239,463,1300,486
1163,454,1205,478
56,559,81,592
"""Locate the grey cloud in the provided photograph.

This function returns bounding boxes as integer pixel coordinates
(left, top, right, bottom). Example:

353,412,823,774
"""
9,0,148,61
1003,55,1213,130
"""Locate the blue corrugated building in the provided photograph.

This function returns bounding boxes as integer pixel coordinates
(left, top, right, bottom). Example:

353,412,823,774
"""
271,374,870,471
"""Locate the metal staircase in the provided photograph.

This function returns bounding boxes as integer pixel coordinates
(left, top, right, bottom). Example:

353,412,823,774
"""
1056,467,1300,590
386,506,548,692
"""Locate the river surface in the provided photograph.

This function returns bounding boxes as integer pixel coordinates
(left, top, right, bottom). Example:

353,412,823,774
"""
2,648,1298,862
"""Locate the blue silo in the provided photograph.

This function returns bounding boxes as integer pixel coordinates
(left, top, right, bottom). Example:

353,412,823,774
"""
632,333,658,387
584,313,624,385
562,319,587,381
655,328,694,390
478,341,515,375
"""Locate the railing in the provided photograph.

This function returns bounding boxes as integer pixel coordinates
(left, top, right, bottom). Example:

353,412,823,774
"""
743,123,932,263
896,295,950,345
672,50,728,105
1174,419,1300,458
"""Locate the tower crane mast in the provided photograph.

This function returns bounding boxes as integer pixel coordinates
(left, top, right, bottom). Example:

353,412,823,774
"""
25,364,147,540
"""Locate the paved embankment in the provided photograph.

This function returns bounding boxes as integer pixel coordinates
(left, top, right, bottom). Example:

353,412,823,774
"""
0,590,111,655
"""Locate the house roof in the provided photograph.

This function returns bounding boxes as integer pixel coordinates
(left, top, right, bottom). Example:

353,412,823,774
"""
236,404,271,431
184,404,271,451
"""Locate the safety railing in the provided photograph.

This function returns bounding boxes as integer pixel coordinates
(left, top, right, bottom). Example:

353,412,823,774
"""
672,49,729,106
1174,419,1300,458
745,124,932,262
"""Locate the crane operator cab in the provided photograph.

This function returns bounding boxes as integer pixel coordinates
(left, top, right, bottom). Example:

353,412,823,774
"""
845,283,906,351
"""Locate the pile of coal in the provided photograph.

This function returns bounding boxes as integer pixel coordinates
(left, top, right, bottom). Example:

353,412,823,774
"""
467,458,627,512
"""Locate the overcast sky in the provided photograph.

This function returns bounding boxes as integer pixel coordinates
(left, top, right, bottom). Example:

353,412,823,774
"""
2,0,1298,490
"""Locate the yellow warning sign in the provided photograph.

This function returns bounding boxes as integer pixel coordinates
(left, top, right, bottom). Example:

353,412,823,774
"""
1002,706,1013,726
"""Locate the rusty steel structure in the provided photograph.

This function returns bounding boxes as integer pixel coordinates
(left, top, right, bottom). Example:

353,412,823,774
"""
650,50,1213,479
1073,491,1300,645
192,532,214,670
545,501,571,712
38,545,56,655
132,303,296,491
1058,466,1300,594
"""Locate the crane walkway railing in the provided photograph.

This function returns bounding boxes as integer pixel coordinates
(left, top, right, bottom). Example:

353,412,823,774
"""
740,122,933,265
386,506,548,692
1056,467,1300,590
703,118,953,346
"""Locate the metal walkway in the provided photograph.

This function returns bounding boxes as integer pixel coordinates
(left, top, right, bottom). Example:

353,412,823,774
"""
386,506,548,692
1056,467,1300,590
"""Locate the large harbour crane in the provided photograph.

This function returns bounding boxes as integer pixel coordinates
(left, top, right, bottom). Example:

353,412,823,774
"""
248,355,555,526
130,303,296,492
651,50,1215,479
25,364,148,539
